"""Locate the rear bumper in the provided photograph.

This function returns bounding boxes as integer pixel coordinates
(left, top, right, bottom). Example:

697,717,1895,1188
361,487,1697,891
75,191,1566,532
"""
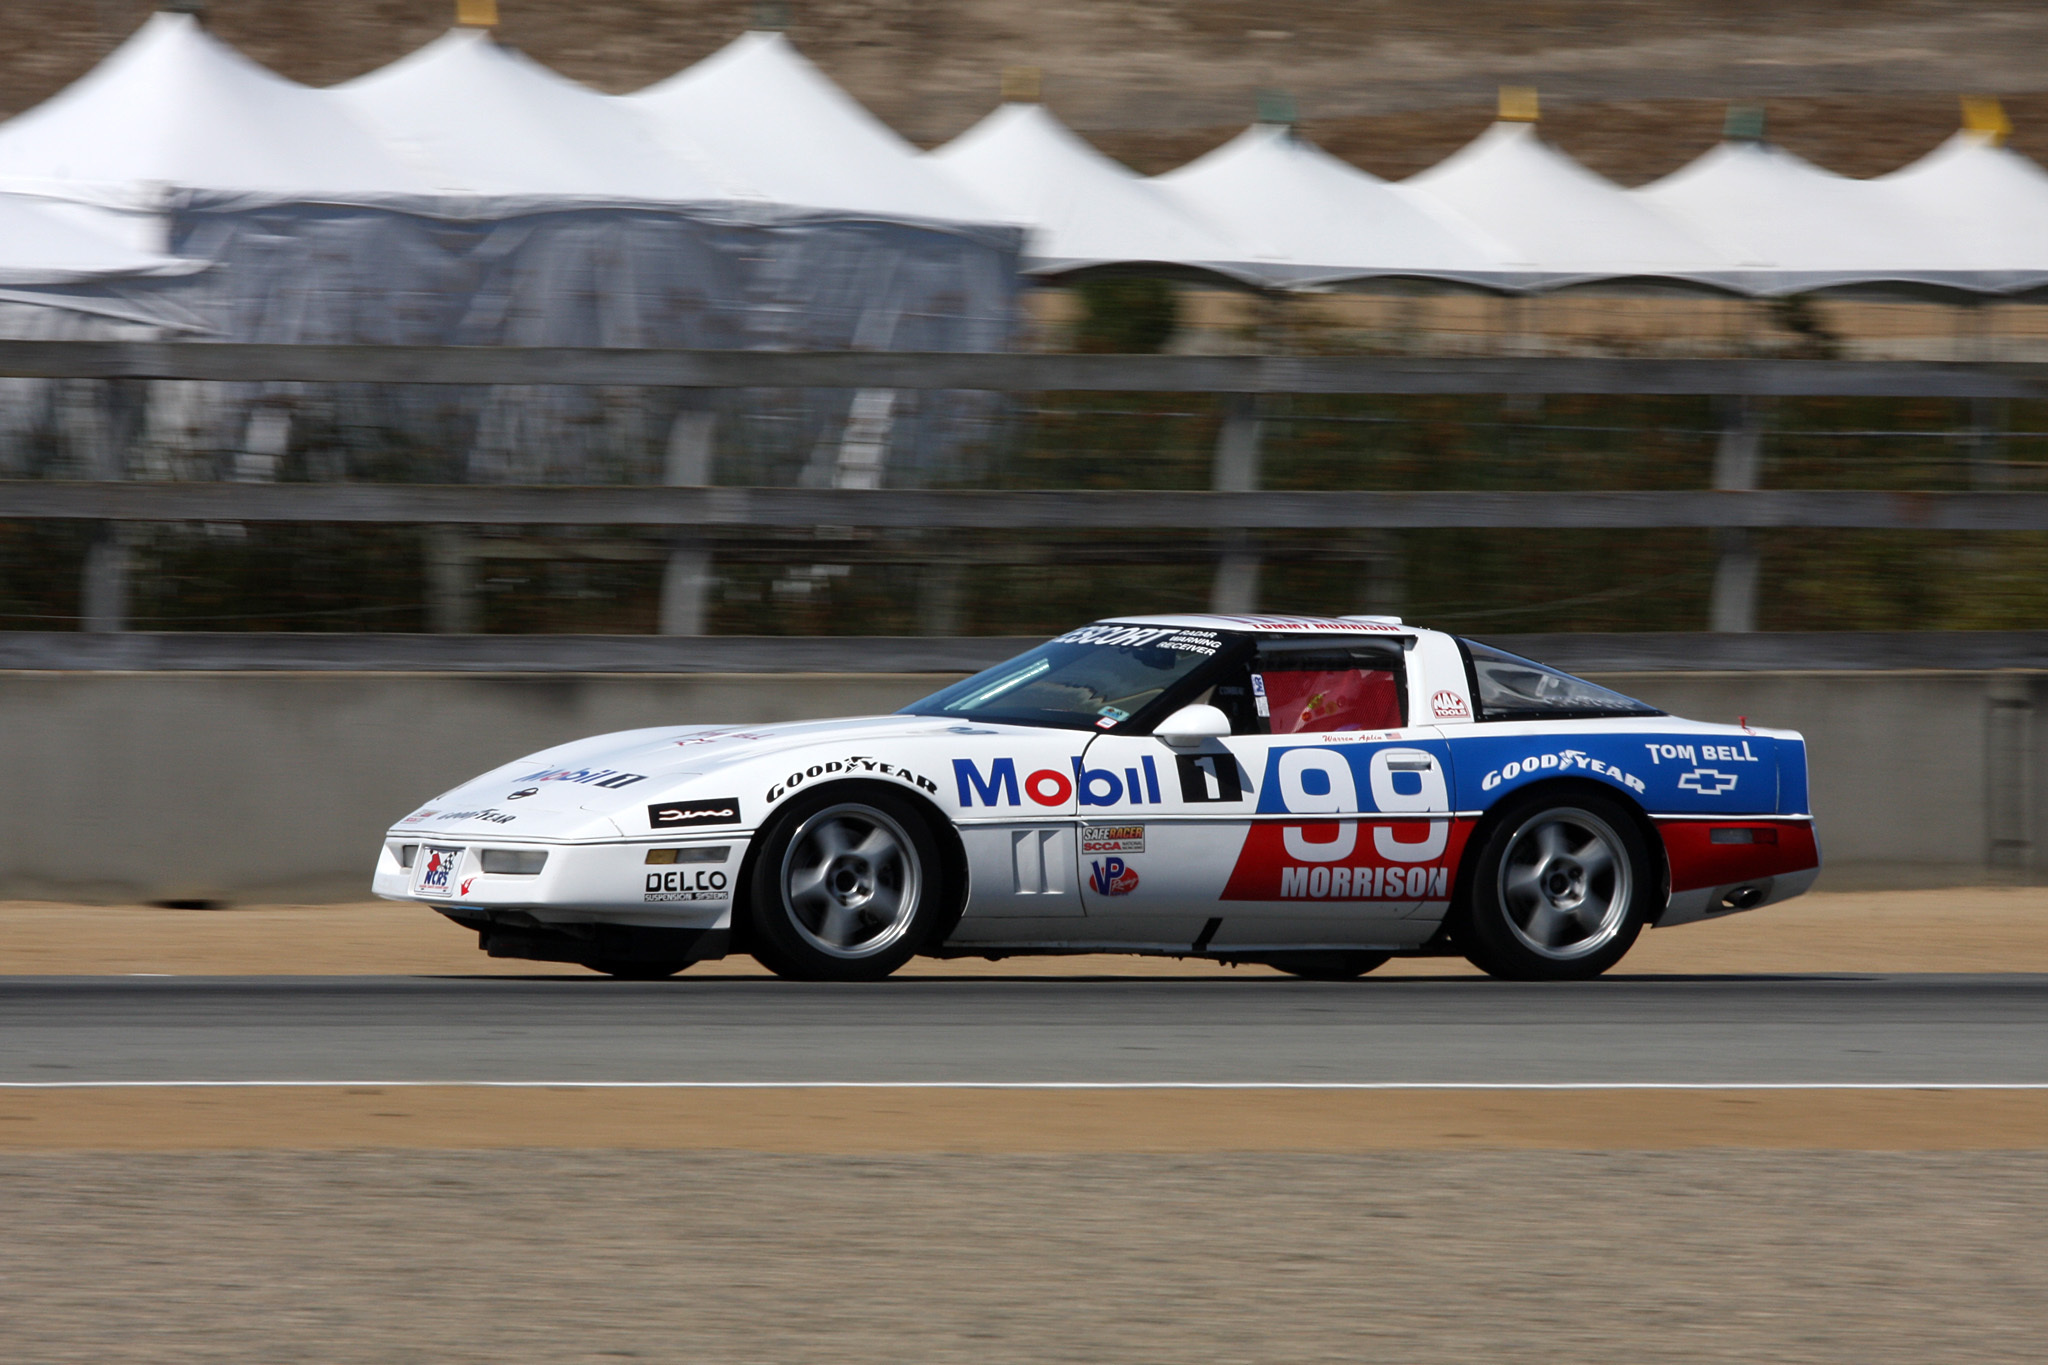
1653,817,1822,928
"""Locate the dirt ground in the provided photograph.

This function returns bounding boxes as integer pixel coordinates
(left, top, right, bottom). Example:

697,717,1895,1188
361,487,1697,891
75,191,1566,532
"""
0,886,2040,978
4,1086,2046,1154
1,1150,2043,1364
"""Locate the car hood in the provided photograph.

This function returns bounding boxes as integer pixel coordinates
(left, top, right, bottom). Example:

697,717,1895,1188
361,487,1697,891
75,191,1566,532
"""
390,713,981,841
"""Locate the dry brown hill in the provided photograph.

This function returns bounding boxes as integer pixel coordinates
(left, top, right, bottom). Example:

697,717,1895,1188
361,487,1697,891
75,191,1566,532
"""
7,2,2048,181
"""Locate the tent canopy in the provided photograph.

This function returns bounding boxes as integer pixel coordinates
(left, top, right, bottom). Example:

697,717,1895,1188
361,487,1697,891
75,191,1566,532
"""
0,12,431,204
336,27,727,202
1155,122,1518,289
1875,131,2048,291
1403,121,1720,287
931,102,1258,282
630,30,997,223
1637,139,1991,294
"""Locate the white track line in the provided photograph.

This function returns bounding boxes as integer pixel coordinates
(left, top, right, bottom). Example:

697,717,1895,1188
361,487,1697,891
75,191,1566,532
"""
3,1081,2048,1091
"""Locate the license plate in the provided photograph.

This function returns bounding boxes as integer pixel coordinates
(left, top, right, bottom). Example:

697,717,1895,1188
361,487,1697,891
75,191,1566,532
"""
412,844,463,898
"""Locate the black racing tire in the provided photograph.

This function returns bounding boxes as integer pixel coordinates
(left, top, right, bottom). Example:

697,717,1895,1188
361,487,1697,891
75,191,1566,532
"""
1261,951,1393,980
580,959,693,980
745,787,946,982
1461,790,1653,982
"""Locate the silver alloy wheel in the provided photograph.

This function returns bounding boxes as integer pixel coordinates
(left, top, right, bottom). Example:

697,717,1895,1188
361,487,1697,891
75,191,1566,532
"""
1496,806,1633,961
778,803,922,960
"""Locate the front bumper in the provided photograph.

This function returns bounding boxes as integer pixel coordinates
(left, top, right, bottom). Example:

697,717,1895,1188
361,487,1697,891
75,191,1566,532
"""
372,833,751,929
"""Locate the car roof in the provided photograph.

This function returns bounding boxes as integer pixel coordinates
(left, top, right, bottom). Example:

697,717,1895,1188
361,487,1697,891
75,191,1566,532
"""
1094,613,1423,637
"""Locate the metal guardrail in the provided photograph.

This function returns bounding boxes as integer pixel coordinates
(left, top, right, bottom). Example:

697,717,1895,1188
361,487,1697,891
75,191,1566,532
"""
6,342,2048,398
4,483,2047,530
0,631,2040,674
0,344,2030,635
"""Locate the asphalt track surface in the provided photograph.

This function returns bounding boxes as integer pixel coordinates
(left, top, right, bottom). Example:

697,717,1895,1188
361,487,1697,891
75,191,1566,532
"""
2,973,2044,1086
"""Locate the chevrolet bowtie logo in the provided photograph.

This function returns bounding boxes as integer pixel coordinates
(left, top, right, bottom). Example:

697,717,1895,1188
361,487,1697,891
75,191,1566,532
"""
1677,768,1740,796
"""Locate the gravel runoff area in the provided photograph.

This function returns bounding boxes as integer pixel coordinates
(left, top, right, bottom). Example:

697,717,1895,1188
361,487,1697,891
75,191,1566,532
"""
2,886,2045,977
1,1151,2044,1365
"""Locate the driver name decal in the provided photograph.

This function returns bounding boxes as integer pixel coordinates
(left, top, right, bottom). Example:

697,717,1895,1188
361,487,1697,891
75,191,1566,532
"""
1220,821,1473,902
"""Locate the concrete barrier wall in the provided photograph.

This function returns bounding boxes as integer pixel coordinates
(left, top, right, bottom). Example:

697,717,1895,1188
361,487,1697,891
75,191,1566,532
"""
0,667,2035,902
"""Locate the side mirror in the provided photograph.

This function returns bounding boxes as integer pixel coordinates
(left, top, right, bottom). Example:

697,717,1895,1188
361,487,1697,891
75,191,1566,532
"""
1153,703,1231,748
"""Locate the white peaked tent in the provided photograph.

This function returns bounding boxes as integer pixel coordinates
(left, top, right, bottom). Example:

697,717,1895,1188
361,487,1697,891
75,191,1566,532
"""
1876,132,2048,293
1403,121,1720,288
0,194,199,286
0,11,430,202
1638,140,1969,295
1154,122,1517,290
631,30,996,223
335,28,726,202
929,102,1258,282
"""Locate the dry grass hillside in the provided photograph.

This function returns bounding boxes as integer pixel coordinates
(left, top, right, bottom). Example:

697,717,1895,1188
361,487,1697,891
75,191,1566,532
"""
7,2,2048,181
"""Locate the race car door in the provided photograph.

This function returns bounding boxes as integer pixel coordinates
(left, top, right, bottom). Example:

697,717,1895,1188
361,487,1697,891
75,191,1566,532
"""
1076,635,1455,940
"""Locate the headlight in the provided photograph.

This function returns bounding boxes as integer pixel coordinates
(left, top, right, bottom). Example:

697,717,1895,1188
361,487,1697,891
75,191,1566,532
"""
479,849,548,875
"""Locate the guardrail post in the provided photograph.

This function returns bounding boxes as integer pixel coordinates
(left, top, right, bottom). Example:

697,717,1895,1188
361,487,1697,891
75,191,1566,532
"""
659,411,717,635
1209,392,1263,614
79,380,140,633
424,529,478,634
1709,396,1760,633
1967,397,2007,490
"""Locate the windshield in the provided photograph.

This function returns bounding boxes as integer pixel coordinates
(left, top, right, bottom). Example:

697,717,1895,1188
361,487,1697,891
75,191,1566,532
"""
901,624,1234,732
1462,640,1663,720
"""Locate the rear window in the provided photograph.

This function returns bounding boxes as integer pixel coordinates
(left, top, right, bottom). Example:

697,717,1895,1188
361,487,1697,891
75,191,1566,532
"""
1461,640,1662,721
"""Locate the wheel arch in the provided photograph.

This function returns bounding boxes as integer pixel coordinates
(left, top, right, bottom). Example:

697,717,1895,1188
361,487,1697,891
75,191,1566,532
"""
732,778,970,953
1446,776,1668,935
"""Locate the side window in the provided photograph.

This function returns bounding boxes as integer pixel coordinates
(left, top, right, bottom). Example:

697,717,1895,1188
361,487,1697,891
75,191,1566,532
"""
1217,640,1408,736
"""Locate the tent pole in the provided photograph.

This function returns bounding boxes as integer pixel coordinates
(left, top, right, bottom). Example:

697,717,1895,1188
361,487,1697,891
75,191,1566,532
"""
1709,395,1761,633
1208,391,1263,614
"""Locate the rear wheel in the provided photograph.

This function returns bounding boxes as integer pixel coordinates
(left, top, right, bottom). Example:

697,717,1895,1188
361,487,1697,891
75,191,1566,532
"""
746,790,943,982
1462,793,1651,981
1261,951,1392,981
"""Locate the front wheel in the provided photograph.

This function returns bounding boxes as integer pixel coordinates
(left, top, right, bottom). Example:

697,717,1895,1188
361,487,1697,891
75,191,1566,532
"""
746,790,944,981
1461,794,1652,981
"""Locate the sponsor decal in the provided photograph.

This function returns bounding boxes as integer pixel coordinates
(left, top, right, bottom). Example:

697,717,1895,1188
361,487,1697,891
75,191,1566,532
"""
649,798,742,829
1087,856,1140,897
1220,821,1471,902
765,756,942,804
413,845,460,898
1081,825,1146,854
1431,690,1471,720
1176,753,1245,803
953,756,1166,809
425,807,517,825
1251,672,1270,719
505,788,539,801
458,877,475,897
676,729,771,748
1479,749,1648,795
1677,768,1740,795
1644,741,1759,766
644,868,731,903
515,767,648,790
1202,615,1402,634
401,809,436,824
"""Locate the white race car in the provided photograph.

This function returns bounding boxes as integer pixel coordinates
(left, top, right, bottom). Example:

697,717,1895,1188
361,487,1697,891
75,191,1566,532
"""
374,615,1820,981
